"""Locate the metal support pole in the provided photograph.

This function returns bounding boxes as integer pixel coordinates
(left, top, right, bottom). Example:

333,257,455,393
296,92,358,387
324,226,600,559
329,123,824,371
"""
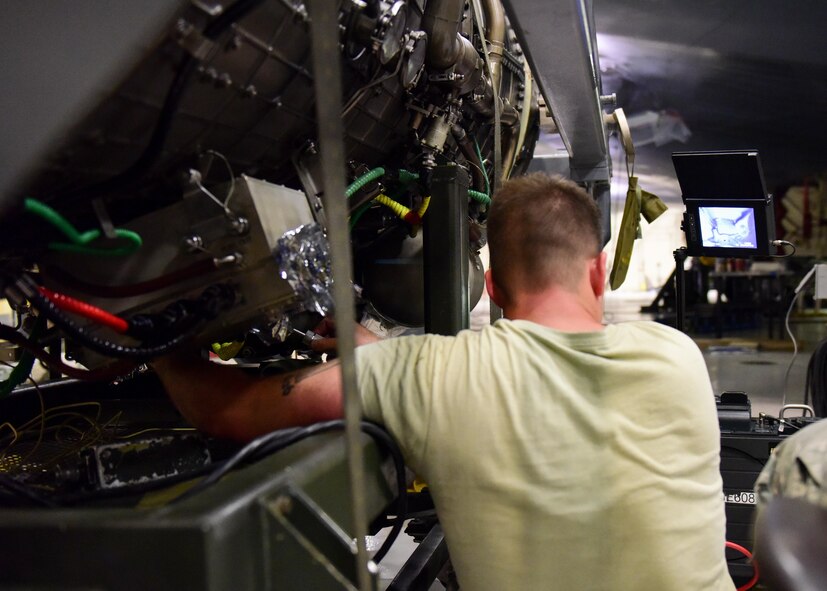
307,2,374,590
424,165,470,335
674,247,688,333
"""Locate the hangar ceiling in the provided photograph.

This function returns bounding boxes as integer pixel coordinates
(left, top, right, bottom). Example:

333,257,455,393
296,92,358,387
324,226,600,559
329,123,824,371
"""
591,0,827,201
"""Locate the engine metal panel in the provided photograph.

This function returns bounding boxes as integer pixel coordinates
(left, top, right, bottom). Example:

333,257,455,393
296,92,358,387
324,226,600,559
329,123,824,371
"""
41,176,315,347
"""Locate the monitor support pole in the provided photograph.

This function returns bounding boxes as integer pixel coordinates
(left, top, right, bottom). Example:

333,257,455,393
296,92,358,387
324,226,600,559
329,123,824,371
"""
674,247,688,333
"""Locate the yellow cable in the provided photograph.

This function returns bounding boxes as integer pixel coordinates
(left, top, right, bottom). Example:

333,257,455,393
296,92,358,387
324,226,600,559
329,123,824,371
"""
17,378,45,467
417,196,431,219
16,401,103,432
374,193,411,220
375,194,431,227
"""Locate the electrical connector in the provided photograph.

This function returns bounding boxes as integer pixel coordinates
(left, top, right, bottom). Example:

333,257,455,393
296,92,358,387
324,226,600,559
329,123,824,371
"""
293,328,322,346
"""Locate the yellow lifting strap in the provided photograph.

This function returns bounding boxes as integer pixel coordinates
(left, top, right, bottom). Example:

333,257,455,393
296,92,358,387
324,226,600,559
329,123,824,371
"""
608,108,668,290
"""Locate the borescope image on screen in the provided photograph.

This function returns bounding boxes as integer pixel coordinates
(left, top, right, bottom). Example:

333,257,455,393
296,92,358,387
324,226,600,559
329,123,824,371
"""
698,206,758,249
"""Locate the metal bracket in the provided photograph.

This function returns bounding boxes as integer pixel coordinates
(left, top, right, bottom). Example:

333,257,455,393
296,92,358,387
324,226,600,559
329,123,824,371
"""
91,198,118,239
265,486,379,591
172,18,216,61
190,0,223,17
779,404,816,419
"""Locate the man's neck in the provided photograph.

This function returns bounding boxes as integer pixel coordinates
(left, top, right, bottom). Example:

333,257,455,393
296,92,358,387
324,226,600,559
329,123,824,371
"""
502,285,605,332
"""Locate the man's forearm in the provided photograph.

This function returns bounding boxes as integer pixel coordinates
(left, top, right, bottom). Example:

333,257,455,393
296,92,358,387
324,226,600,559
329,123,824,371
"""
152,354,345,442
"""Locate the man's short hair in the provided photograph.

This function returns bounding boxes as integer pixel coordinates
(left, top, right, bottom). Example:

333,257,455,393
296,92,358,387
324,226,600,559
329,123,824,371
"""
487,173,602,299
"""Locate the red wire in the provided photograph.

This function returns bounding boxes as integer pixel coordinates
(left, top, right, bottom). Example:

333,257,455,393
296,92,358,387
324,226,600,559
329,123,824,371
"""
726,541,760,591
38,286,129,334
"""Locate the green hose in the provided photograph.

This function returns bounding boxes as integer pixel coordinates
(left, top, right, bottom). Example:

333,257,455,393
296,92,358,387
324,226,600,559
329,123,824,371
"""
397,168,489,204
345,167,386,198
24,198,142,256
398,169,420,184
469,190,491,206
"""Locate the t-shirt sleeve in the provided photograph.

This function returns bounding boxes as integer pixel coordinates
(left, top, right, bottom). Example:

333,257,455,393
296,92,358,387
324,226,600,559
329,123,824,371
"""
355,334,446,471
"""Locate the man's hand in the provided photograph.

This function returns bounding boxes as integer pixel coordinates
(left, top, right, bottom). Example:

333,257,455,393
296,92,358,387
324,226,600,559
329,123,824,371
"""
310,317,381,354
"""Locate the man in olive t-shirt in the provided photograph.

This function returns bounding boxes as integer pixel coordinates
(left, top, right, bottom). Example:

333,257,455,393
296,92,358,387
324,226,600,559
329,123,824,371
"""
154,173,734,590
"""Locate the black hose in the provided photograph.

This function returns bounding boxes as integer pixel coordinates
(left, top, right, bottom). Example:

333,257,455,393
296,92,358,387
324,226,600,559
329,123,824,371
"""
62,57,198,202
62,0,269,203
358,422,408,563
26,288,193,359
18,278,232,360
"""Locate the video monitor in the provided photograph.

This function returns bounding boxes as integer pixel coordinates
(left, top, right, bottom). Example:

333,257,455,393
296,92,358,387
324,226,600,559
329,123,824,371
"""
698,206,758,250
673,150,767,200
673,151,775,258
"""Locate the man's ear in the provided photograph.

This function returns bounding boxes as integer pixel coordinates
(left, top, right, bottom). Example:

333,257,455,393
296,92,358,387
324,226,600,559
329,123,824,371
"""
589,251,608,298
485,269,507,309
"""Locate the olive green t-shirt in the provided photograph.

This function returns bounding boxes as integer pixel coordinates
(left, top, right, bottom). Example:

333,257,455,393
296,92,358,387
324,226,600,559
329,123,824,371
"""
357,319,733,590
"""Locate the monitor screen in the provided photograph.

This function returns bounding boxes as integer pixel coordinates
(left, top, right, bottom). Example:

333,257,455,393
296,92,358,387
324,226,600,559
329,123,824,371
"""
698,206,758,249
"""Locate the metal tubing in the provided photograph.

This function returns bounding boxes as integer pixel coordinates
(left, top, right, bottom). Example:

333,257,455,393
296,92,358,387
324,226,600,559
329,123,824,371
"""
424,165,470,335
450,124,486,192
421,0,465,69
307,2,373,590
481,0,506,91
471,0,502,191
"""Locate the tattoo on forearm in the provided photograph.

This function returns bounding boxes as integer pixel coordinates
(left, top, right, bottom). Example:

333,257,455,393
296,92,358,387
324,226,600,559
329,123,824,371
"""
280,360,341,396
282,376,297,397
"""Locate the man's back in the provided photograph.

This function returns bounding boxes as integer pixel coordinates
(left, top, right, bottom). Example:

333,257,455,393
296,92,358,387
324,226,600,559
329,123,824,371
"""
358,319,734,590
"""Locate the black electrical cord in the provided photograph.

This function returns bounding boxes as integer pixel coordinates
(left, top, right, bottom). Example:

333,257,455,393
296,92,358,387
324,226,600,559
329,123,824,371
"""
61,0,268,203
23,286,197,360
358,422,408,564
720,445,767,467
770,240,796,258
15,277,233,360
